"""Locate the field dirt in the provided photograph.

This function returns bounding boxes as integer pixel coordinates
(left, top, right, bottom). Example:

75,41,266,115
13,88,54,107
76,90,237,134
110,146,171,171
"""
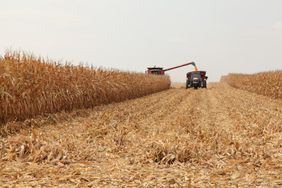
1,83,282,187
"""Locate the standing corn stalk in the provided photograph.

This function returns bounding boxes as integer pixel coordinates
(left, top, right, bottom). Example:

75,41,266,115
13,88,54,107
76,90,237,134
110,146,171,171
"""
221,71,282,99
0,51,171,124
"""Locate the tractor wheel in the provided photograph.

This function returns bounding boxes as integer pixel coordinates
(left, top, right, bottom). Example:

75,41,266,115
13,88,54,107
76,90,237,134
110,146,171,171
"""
203,80,207,88
186,80,191,89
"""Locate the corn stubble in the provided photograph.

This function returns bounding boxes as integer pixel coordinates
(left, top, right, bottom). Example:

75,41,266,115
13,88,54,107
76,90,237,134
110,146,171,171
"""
0,51,170,123
1,84,281,187
221,71,282,99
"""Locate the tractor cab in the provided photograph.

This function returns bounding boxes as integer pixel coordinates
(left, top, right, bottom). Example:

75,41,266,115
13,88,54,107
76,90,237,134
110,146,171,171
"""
187,71,207,79
146,67,165,75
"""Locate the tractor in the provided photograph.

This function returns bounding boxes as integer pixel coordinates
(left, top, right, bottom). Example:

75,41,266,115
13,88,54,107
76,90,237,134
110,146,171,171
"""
186,71,208,89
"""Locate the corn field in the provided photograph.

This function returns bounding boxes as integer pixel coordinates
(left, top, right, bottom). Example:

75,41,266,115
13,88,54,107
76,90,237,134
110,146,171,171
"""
1,52,281,187
221,71,282,99
0,51,170,124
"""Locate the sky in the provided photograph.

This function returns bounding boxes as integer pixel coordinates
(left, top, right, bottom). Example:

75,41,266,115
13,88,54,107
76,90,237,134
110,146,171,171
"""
0,0,282,82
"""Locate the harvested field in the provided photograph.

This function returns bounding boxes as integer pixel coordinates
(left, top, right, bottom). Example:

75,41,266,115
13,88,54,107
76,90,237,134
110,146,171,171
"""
1,83,282,187
222,71,282,99
0,52,170,123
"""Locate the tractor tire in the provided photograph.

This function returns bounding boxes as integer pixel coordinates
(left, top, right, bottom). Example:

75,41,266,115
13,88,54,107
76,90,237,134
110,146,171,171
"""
203,80,207,88
186,80,191,89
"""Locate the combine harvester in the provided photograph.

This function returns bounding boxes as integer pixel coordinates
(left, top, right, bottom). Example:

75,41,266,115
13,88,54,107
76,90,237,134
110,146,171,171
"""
146,62,208,89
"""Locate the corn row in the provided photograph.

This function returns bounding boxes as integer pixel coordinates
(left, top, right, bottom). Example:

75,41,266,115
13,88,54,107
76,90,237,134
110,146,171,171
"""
221,71,282,99
0,51,171,123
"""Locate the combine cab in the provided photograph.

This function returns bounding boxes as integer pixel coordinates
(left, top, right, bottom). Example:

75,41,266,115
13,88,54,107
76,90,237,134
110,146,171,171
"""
186,71,208,89
146,67,165,75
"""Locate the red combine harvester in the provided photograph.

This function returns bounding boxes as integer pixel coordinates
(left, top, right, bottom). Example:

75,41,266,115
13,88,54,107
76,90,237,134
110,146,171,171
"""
146,62,198,75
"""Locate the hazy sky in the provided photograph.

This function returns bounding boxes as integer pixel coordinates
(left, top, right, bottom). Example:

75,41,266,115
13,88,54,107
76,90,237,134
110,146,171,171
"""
0,0,282,81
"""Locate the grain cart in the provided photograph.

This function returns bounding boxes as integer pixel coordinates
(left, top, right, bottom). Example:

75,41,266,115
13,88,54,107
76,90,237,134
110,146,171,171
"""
186,71,208,89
